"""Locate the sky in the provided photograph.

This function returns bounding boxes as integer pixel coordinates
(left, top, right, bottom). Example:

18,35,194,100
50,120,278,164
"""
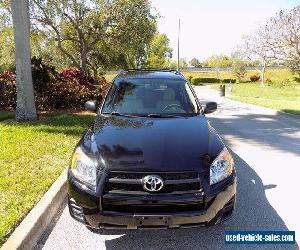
151,0,299,61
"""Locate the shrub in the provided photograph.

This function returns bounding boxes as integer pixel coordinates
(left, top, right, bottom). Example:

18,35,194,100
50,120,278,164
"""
32,57,57,94
187,75,193,82
47,81,98,109
192,77,220,85
191,77,236,85
58,67,95,86
282,78,291,86
250,74,260,82
37,65,103,110
0,63,103,111
294,77,300,83
0,71,16,110
265,78,272,85
47,67,101,109
98,76,110,93
31,57,58,109
221,78,236,83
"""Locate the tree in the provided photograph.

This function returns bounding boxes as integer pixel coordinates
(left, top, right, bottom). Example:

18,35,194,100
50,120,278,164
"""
0,27,50,72
231,56,246,83
205,55,233,68
236,5,300,83
237,23,276,86
204,55,232,80
0,1,10,27
30,0,157,77
0,27,15,71
189,58,201,67
145,33,172,68
11,0,37,121
268,6,300,74
170,58,187,69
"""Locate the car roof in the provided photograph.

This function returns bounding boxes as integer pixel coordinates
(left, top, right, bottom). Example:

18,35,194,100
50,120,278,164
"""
114,69,186,81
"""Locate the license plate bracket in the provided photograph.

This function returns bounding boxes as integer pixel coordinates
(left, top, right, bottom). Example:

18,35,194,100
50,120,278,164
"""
133,215,172,227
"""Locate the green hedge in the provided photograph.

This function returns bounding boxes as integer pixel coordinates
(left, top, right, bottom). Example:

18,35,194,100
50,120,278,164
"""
191,77,236,85
294,77,300,83
222,78,236,83
192,77,219,85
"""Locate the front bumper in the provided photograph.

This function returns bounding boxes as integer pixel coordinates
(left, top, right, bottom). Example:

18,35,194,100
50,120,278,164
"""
68,177,236,229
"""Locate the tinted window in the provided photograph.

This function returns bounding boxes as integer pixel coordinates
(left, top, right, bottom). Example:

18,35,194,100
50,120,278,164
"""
102,79,199,115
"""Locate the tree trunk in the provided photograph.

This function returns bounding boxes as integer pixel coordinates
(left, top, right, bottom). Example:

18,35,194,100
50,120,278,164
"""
80,45,88,73
11,0,37,122
92,67,98,83
260,60,266,87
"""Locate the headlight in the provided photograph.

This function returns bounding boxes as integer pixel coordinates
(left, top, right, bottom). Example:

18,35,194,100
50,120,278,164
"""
71,147,98,188
210,147,234,185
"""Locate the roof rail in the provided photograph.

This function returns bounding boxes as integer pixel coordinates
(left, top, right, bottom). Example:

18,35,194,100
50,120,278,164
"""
119,68,183,76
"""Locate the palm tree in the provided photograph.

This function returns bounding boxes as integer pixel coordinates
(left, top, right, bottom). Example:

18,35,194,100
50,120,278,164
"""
11,0,37,121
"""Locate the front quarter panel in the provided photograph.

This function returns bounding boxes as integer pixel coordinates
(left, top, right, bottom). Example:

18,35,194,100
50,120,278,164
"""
207,122,225,158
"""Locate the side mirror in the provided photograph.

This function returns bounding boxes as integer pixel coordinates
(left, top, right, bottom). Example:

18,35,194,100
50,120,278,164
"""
204,102,217,114
85,100,98,112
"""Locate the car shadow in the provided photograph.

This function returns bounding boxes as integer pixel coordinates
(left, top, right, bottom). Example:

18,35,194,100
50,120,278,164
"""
88,152,297,250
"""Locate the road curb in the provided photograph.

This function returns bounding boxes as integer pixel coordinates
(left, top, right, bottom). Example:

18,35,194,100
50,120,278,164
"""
276,109,300,119
1,168,68,250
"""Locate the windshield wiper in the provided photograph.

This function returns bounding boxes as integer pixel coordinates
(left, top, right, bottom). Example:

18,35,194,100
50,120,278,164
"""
146,113,177,118
103,112,138,118
103,112,178,118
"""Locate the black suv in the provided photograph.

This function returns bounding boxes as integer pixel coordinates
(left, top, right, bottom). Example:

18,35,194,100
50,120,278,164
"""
68,69,236,229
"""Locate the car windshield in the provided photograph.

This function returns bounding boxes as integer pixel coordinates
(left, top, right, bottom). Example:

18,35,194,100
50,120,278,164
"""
102,78,200,116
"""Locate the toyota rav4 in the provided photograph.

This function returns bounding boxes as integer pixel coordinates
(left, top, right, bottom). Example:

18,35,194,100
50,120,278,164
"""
68,69,236,229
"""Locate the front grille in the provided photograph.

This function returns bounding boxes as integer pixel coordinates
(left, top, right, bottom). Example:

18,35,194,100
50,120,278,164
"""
104,171,201,194
108,171,198,180
102,202,205,214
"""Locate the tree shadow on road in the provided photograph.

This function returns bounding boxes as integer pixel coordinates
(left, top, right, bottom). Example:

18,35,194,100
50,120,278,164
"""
208,112,300,156
95,152,297,250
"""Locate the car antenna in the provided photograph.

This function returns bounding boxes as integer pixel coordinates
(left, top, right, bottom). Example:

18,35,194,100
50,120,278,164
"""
177,18,181,72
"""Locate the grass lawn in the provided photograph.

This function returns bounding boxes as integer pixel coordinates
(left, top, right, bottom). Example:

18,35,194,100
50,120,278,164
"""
104,71,118,82
0,112,94,246
212,82,300,115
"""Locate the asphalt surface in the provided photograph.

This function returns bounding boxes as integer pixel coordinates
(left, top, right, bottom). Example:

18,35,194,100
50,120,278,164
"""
37,86,300,250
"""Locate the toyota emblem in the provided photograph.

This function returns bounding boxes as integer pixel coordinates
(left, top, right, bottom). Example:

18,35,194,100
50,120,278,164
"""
142,175,164,192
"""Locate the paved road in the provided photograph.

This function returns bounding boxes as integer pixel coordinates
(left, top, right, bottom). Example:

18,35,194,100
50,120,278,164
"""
37,87,300,250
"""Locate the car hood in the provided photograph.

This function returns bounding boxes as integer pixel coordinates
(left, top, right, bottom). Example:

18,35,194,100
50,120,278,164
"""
83,115,223,172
